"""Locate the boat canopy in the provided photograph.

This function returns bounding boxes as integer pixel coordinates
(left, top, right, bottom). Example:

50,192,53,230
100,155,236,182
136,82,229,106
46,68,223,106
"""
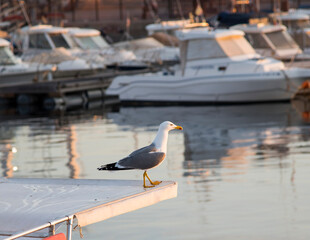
146,19,192,35
67,28,101,37
177,29,255,62
26,25,68,34
146,20,209,35
232,23,286,34
114,37,164,50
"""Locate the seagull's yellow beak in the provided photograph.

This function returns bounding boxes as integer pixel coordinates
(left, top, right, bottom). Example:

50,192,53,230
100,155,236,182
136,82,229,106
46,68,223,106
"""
175,125,183,130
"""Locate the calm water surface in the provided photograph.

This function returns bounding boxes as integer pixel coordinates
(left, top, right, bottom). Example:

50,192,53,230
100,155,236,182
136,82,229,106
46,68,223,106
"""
0,103,310,240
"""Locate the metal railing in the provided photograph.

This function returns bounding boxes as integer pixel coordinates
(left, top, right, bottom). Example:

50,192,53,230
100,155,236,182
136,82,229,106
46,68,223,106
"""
4,215,74,240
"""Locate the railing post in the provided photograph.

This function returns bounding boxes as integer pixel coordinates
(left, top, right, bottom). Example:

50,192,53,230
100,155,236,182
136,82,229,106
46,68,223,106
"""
67,217,73,240
49,224,55,236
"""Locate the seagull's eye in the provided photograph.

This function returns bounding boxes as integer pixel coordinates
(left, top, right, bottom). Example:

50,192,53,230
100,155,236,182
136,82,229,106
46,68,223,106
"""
170,124,173,126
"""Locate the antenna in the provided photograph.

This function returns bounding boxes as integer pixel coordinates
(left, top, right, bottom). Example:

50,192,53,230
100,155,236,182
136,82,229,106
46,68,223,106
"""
18,0,31,26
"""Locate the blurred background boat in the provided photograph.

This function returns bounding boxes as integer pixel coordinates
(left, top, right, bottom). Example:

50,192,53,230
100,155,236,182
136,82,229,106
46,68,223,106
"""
231,23,310,61
106,28,310,104
0,38,53,86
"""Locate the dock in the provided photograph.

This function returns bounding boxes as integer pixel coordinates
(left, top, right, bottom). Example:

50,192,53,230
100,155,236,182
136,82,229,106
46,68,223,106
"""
0,67,159,111
0,178,177,240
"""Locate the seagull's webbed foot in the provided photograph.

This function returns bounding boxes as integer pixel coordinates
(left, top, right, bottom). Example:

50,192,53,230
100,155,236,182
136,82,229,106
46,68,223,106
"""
143,171,162,188
151,181,162,185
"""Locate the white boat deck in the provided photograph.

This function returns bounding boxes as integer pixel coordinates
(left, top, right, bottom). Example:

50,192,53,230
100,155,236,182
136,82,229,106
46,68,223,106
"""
0,178,177,239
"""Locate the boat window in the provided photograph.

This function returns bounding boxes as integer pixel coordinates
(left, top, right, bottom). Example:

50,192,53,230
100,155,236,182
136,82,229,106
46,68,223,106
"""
245,33,270,49
186,39,226,60
63,34,79,48
265,30,299,49
29,33,52,49
76,36,100,49
218,36,256,57
92,35,109,48
0,46,18,65
49,33,70,48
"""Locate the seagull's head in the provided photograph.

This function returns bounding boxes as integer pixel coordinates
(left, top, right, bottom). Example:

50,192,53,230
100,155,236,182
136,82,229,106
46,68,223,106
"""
160,121,183,132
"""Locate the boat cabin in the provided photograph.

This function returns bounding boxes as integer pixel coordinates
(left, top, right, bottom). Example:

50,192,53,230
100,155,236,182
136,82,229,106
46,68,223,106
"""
177,28,256,60
270,11,310,49
20,25,74,52
176,28,257,74
232,23,302,60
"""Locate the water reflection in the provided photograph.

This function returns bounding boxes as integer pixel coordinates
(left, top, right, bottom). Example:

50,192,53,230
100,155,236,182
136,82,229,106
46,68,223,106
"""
0,108,109,178
108,103,306,169
0,103,308,180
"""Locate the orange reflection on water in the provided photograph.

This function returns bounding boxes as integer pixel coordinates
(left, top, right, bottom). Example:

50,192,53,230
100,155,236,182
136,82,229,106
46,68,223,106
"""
221,146,254,170
1,144,14,178
67,125,81,179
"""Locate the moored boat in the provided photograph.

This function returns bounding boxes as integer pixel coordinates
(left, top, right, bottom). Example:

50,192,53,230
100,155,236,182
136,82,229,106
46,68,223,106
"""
0,38,52,87
105,28,310,104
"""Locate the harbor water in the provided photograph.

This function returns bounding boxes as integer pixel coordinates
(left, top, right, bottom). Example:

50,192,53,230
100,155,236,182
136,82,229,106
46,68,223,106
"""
0,102,310,240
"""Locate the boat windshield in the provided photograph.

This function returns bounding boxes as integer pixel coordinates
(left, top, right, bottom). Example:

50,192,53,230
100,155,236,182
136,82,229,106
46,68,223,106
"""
76,35,109,49
63,34,79,48
49,33,70,48
29,33,52,49
92,35,109,48
0,46,18,65
265,30,299,49
245,33,270,49
186,35,255,61
218,36,256,56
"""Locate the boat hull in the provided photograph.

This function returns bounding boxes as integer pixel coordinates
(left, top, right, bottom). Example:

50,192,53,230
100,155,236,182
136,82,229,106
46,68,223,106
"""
106,73,309,104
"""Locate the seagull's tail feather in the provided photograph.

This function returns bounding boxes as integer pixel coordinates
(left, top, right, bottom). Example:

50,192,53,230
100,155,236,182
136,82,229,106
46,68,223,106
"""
97,162,133,171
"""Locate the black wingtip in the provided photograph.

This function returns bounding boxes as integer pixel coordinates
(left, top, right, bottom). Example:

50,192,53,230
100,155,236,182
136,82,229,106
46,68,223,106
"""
97,162,133,171
97,162,119,171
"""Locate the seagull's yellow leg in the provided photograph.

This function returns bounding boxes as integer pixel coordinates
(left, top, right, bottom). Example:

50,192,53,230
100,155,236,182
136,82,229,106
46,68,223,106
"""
143,171,154,188
144,171,162,186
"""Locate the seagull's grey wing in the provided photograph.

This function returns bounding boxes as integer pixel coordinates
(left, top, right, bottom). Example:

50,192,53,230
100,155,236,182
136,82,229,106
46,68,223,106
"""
117,152,166,170
128,143,157,157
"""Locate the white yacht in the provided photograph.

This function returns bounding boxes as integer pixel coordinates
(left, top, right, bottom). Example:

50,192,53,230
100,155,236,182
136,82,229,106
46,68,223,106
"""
0,38,52,87
14,25,102,78
105,28,310,104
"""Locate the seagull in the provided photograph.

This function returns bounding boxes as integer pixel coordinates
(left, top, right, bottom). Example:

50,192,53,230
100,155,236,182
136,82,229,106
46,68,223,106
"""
97,121,183,188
